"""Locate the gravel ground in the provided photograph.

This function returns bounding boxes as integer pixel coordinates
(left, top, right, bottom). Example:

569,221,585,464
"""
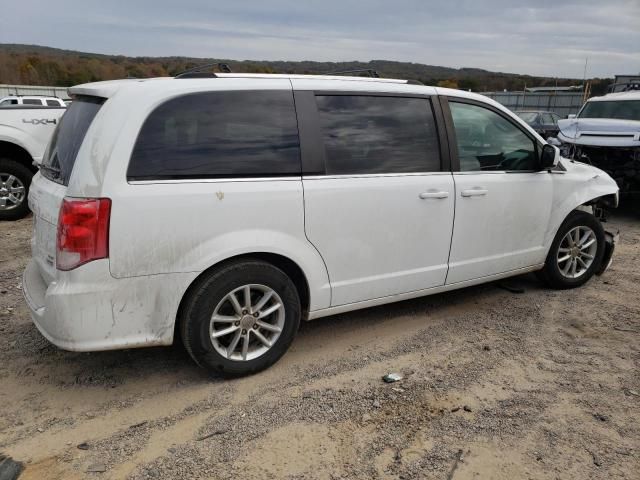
0,206,638,480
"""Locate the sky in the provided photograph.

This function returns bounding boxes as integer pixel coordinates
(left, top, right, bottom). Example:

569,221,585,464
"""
2,0,639,79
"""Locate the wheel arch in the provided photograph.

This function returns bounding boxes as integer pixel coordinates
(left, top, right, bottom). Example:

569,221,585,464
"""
174,252,312,342
543,190,615,262
0,140,37,173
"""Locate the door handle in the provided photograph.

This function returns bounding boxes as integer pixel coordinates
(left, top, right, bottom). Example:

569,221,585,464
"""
461,188,488,197
419,191,449,199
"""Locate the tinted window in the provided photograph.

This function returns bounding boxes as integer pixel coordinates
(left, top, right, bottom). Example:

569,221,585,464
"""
128,91,300,179
41,96,104,185
46,99,61,106
579,100,640,120
516,112,538,124
450,102,538,172
541,113,555,125
23,99,42,105
315,95,440,175
0,99,18,106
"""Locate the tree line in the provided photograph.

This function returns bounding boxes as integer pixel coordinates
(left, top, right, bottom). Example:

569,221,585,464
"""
0,44,613,95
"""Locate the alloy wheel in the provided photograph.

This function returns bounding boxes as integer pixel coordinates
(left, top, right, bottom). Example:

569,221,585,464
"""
0,173,26,211
209,284,285,361
557,226,597,279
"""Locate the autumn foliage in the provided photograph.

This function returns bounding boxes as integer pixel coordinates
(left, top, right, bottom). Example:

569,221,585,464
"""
0,44,613,95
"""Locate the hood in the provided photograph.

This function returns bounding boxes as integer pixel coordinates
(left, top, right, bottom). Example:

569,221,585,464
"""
557,118,640,147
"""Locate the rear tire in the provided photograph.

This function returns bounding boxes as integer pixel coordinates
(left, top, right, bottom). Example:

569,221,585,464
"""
180,260,301,377
0,158,33,221
538,210,605,289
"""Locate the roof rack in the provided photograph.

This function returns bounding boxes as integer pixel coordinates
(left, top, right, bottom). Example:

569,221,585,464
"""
175,63,232,79
321,69,380,78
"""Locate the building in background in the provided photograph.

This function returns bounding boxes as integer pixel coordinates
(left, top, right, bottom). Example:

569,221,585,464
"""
481,87,585,118
610,74,640,92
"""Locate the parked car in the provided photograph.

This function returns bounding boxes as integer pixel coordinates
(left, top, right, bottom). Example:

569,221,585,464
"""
0,101,66,220
515,110,562,138
0,96,66,107
549,90,640,194
23,74,619,376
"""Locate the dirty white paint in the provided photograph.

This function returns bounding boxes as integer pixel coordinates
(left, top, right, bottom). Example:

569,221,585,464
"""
23,75,620,353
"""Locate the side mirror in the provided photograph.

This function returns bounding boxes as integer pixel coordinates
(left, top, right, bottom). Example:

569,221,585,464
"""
541,144,560,170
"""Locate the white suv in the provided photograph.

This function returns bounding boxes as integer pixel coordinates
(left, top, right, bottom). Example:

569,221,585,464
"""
23,73,619,375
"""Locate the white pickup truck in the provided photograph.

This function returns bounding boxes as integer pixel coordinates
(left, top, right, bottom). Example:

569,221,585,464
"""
0,103,66,220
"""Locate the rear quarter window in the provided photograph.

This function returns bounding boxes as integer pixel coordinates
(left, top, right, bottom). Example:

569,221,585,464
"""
41,96,105,185
127,90,301,180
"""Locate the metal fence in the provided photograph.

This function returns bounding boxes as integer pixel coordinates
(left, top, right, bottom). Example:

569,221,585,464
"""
0,84,70,100
480,91,585,118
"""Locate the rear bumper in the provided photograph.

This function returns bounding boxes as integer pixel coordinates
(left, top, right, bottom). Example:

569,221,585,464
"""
22,258,195,352
596,230,619,276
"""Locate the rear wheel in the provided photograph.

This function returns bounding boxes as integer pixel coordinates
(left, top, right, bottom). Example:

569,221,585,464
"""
538,210,605,289
0,158,32,221
180,260,301,376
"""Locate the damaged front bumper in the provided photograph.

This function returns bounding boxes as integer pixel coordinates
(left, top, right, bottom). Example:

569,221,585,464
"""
596,230,619,275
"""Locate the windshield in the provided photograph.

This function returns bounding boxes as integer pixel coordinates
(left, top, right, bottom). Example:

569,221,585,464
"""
41,96,104,185
516,112,538,123
578,100,640,121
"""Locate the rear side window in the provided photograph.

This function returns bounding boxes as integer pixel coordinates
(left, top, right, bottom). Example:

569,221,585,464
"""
315,95,441,175
541,113,555,124
46,99,61,107
128,90,300,180
41,96,104,185
23,99,42,105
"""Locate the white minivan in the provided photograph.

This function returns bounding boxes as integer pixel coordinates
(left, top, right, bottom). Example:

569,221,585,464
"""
23,73,619,375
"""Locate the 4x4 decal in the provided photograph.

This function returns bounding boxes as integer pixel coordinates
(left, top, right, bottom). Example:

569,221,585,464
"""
22,118,57,125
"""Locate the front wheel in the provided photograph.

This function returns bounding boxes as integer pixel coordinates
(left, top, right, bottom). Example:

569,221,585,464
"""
180,260,301,376
538,210,605,289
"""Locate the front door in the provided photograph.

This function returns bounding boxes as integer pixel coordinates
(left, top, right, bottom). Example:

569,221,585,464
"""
444,99,554,284
299,92,455,306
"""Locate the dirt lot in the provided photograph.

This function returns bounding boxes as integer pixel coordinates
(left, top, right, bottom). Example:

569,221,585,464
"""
1,208,639,480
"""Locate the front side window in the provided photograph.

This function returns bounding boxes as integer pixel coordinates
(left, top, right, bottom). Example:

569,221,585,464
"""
0,99,18,106
128,90,300,180
46,99,61,106
315,95,441,175
450,102,538,172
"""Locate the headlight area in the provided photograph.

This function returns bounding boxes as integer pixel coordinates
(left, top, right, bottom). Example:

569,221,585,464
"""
582,192,619,223
556,142,640,194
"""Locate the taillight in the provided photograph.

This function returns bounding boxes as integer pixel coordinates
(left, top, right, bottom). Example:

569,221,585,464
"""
56,198,111,271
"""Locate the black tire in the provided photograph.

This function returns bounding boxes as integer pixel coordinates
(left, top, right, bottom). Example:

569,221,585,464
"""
537,210,605,289
0,158,33,221
180,260,301,377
